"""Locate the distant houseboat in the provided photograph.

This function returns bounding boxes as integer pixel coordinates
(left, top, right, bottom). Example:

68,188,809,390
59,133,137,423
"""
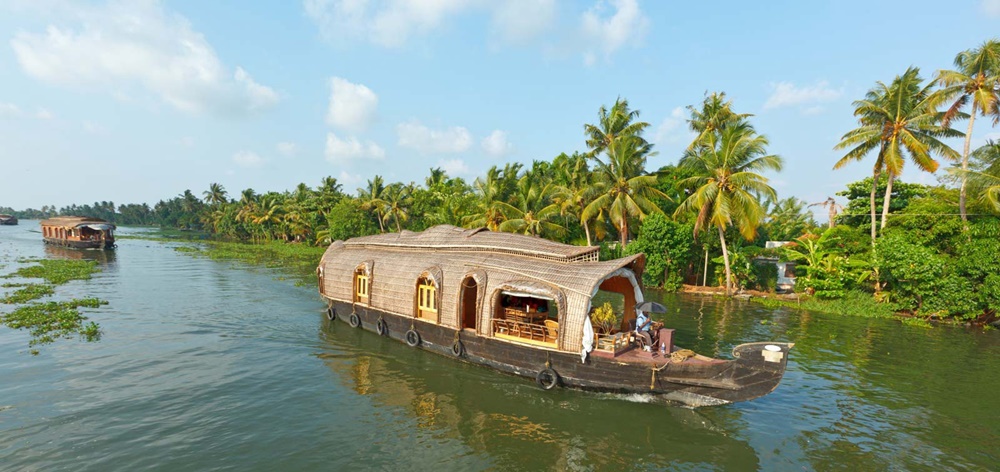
40,216,116,249
0,214,17,225
318,225,793,408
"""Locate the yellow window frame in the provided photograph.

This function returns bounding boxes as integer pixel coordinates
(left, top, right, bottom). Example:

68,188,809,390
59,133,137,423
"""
355,273,369,303
417,281,437,321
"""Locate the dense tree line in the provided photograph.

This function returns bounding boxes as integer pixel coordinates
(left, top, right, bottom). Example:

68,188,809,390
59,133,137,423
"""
7,40,1000,322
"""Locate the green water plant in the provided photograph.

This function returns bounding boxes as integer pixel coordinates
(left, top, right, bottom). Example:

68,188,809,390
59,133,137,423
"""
1,298,107,351
3,259,100,285
1,283,55,304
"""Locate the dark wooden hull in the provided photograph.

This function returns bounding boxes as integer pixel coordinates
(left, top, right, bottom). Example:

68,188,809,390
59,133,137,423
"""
0,216,16,225
43,237,115,250
326,300,792,407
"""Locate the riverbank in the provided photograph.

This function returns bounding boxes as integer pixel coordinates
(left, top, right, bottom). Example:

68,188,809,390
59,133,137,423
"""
679,284,992,329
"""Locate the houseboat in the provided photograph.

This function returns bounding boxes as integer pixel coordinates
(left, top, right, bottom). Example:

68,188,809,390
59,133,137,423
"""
318,225,794,408
40,216,116,249
0,214,17,225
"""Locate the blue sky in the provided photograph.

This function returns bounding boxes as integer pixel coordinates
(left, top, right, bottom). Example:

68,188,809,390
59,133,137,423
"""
2,0,1000,221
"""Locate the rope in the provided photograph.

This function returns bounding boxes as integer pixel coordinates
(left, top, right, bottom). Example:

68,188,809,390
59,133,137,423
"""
649,349,696,390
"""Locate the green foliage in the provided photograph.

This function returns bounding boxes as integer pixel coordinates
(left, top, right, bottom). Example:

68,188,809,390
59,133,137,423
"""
876,232,978,318
753,290,898,320
1,283,55,304
590,302,617,334
627,214,694,290
2,259,100,285
751,262,778,292
1,298,106,349
836,176,930,227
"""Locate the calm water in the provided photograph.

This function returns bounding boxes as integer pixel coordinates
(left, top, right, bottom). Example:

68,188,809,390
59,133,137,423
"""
1,222,998,471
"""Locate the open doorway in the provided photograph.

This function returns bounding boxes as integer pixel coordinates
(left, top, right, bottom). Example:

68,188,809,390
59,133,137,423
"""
460,277,478,331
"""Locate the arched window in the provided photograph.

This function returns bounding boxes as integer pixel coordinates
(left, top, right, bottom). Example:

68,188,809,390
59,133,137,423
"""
354,268,369,304
416,277,438,322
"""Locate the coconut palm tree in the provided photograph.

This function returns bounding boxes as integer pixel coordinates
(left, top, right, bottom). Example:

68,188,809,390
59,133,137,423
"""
686,91,752,149
584,98,650,161
358,176,388,233
675,122,783,296
498,176,564,238
202,183,228,206
583,136,667,248
964,140,1000,212
835,67,961,235
381,183,412,232
809,197,844,229
937,39,1000,222
465,167,509,231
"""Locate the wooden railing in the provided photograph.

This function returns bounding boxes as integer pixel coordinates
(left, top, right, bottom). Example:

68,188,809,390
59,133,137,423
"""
492,319,557,344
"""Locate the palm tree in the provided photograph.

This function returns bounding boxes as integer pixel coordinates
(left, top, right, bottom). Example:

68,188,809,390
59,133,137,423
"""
835,67,961,236
809,197,844,229
358,176,387,233
203,183,228,205
584,98,650,161
381,183,412,232
498,175,564,238
583,136,668,248
675,123,783,296
553,154,598,245
965,141,1000,212
465,167,509,231
937,39,1000,222
686,91,752,149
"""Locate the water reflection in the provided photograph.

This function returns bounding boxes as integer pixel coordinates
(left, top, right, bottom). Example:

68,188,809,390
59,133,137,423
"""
43,244,118,265
319,321,761,470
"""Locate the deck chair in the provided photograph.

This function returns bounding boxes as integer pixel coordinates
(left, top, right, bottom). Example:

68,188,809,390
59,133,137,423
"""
544,319,559,343
629,319,656,350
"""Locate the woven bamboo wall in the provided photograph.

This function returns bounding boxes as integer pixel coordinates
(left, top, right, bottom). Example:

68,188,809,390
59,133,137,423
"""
319,226,644,352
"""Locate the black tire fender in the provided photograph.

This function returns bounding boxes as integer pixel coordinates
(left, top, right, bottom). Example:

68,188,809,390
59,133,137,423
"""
348,313,361,328
376,319,388,336
535,368,560,390
405,329,421,347
451,340,464,357
326,306,336,321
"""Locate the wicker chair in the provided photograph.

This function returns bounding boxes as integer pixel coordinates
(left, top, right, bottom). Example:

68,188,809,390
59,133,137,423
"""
544,319,559,343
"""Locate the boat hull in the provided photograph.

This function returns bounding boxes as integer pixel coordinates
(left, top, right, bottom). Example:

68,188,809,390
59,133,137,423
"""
0,217,16,225
43,238,115,249
326,300,792,407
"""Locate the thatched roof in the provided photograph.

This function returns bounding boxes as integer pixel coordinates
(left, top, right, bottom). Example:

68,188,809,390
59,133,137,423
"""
320,225,645,352
344,224,599,262
40,216,115,229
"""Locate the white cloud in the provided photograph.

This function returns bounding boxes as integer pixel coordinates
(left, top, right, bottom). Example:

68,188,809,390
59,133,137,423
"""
234,67,279,111
10,1,279,115
326,77,378,132
397,120,472,154
232,150,265,168
438,158,470,175
0,102,21,117
304,0,556,48
653,107,689,144
338,170,364,188
325,132,385,163
304,0,472,48
580,0,648,64
763,80,843,110
490,0,556,43
277,141,298,157
35,107,54,120
481,129,512,157
82,120,108,135
983,0,1000,16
